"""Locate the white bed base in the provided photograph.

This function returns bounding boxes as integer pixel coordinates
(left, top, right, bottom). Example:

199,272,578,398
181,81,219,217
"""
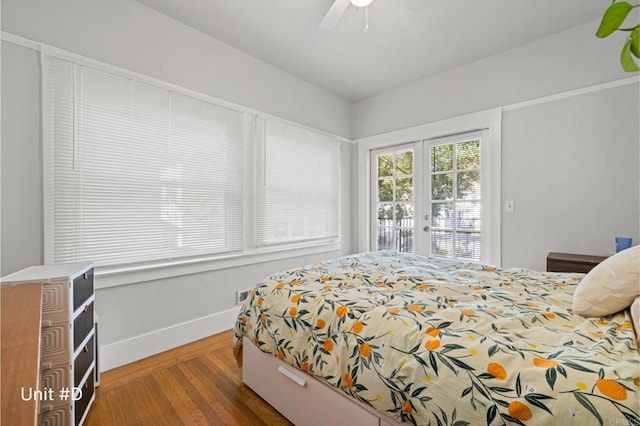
243,338,402,426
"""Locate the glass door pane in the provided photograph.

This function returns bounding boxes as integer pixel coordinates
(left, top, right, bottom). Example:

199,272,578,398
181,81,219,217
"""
429,138,481,261
373,148,414,253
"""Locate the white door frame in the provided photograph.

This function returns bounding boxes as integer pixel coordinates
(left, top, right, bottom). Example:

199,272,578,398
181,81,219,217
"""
356,108,502,265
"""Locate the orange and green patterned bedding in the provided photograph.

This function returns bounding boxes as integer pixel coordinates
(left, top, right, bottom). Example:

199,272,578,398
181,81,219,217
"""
232,251,640,425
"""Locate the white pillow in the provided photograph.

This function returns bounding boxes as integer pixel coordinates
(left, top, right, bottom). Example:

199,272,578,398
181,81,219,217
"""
572,246,640,317
631,296,640,339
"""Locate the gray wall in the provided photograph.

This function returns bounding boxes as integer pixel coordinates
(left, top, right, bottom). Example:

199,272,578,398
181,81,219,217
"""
350,19,639,271
1,0,351,138
1,43,43,274
352,22,630,139
502,83,640,270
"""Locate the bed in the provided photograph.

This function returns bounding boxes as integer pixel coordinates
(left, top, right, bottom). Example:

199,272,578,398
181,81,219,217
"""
232,251,640,425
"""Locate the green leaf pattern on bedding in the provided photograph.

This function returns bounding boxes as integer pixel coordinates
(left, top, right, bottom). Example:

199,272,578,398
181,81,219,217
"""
233,252,640,425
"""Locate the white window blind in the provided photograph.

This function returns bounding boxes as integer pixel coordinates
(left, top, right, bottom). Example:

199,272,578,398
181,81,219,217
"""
44,56,245,268
430,137,482,261
256,118,340,247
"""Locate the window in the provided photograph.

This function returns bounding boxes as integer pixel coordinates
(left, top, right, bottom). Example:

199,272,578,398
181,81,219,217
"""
44,57,245,268
373,147,414,252
430,138,481,261
43,52,341,275
256,118,340,247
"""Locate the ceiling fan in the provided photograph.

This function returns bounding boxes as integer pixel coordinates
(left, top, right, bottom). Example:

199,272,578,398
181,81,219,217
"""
319,0,426,30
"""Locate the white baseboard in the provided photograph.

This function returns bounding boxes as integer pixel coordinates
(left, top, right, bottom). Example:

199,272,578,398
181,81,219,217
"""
99,306,241,372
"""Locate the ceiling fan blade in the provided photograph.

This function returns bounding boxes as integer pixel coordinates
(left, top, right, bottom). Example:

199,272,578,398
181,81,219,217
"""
398,0,427,13
319,0,351,30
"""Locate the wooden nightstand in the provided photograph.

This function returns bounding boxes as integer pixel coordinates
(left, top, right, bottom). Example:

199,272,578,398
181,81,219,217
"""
546,252,608,273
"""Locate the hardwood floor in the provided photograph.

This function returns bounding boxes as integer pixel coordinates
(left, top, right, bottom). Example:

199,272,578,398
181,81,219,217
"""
85,330,292,426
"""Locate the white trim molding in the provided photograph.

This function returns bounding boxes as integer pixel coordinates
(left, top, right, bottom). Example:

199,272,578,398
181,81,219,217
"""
503,76,639,112
0,31,351,144
95,241,342,289
99,306,241,372
1,31,42,50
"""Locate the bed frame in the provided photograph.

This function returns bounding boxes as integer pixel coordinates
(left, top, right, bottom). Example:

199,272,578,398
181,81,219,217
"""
242,337,401,426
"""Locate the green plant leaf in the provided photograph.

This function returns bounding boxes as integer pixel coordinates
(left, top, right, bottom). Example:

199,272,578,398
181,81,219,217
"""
621,38,640,71
525,394,554,416
563,361,595,373
486,406,497,425
631,27,639,58
596,2,634,38
488,344,499,357
545,367,557,390
623,412,640,426
573,393,603,426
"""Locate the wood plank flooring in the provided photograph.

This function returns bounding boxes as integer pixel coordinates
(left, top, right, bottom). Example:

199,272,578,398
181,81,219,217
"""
85,330,292,426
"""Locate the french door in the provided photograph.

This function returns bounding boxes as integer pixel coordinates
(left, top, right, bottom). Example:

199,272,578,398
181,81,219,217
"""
372,145,416,253
371,133,483,261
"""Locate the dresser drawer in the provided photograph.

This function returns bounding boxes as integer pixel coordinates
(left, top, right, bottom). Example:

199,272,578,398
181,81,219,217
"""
73,269,93,312
74,334,95,388
75,368,95,426
41,362,72,397
243,338,379,426
41,322,71,366
74,302,94,352
41,404,72,426
41,280,70,323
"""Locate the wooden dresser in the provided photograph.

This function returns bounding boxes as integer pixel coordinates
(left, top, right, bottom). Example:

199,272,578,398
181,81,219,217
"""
1,282,43,426
546,252,608,273
1,262,97,426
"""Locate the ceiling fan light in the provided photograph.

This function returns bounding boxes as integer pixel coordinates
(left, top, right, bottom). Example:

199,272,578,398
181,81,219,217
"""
350,0,373,7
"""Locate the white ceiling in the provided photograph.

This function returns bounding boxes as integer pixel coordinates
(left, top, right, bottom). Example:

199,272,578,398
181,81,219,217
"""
137,0,609,102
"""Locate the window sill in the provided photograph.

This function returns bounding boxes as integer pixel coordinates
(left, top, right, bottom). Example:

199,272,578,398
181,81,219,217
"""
94,241,343,289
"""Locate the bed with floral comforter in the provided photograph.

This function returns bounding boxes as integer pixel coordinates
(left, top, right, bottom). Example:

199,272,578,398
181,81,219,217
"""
232,251,640,425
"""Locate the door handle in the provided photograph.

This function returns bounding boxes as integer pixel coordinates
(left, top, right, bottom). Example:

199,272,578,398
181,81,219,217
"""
423,226,430,232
